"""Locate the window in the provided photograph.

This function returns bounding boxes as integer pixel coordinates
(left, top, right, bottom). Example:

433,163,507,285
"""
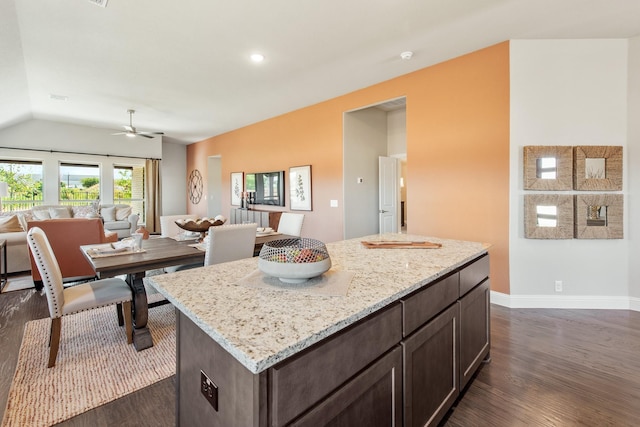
59,163,100,205
114,165,145,221
0,160,44,211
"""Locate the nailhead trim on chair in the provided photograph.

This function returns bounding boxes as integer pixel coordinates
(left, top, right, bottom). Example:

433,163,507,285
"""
28,231,132,317
28,232,62,317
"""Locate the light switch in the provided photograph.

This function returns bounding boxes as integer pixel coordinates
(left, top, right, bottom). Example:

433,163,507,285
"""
330,200,338,207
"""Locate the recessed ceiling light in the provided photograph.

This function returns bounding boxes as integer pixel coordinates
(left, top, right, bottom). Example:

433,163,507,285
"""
50,94,69,101
250,53,265,63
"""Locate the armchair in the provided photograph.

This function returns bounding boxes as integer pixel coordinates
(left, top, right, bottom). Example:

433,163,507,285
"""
100,204,139,239
27,218,118,290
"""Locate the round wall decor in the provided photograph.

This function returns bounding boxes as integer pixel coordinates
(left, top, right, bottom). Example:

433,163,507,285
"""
188,169,203,204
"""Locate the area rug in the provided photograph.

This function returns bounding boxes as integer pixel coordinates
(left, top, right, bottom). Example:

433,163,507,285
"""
0,275,35,293
1,303,175,427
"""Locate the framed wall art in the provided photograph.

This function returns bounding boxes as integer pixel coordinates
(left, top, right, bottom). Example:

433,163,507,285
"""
574,194,623,239
573,146,622,191
524,194,574,239
230,172,243,206
523,146,573,190
289,165,312,211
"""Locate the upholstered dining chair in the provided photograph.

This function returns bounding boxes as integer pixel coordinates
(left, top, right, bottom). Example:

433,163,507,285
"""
277,213,305,237
204,223,258,266
160,214,198,239
27,227,133,368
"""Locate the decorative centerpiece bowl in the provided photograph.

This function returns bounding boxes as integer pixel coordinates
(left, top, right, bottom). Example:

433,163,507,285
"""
175,215,226,241
258,238,331,284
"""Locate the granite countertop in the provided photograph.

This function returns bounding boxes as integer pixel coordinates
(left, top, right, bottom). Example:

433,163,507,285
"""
146,233,488,374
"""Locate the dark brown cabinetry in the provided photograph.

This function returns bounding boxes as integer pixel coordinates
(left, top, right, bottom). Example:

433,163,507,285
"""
175,253,490,427
400,253,490,427
290,346,403,427
403,303,458,427
459,278,490,390
270,304,402,426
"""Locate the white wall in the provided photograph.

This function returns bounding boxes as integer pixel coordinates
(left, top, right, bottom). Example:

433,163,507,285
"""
628,35,640,304
160,141,188,215
509,40,629,308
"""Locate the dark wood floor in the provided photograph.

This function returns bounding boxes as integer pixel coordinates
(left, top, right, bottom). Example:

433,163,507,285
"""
2,286,640,426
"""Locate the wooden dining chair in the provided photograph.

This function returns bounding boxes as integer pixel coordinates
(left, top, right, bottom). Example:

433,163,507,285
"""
27,227,133,368
277,213,305,237
204,223,258,266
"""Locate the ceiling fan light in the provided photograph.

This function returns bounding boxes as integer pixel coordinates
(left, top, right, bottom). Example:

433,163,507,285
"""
126,133,136,138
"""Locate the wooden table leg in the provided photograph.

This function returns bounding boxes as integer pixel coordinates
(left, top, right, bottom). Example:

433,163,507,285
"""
126,271,153,351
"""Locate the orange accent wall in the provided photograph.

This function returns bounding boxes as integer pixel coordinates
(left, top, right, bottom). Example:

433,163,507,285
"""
187,42,510,294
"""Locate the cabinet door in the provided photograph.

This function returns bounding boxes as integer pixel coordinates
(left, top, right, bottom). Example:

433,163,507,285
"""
290,346,402,427
459,279,490,390
403,303,458,427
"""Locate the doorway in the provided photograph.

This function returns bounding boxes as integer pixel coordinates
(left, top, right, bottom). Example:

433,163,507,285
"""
343,97,407,239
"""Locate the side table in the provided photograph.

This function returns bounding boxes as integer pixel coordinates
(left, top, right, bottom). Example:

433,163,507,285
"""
0,240,6,292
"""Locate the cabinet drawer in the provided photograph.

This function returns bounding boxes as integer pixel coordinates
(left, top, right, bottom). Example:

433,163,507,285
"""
290,346,403,427
269,303,402,426
401,273,458,337
459,254,489,297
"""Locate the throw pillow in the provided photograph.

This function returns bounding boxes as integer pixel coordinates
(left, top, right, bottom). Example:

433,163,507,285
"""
0,215,23,233
115,206,132,221
101,206,117,222
32,209,51,220
49,207,72,219
72,205,98,218
16,213,28,231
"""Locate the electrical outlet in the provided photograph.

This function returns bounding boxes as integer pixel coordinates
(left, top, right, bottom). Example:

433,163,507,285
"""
555,280,563,292
200,370,218,411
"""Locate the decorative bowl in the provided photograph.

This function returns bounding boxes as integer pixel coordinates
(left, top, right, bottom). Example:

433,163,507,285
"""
175,216,226,241
174,218,224,232
258,238,331,284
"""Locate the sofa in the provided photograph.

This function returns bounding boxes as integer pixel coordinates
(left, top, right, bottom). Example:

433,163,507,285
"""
0,204,138,273
27,218,118,289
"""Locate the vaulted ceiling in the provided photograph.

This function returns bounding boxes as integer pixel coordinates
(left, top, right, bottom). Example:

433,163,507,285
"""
2,0,640,144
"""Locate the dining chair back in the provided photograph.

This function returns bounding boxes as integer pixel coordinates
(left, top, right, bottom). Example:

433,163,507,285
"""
277,213,305,237
160,214,199,239
27,227,133,367
205,223,258,266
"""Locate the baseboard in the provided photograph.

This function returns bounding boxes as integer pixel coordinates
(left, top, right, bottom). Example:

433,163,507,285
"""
490,290,640,311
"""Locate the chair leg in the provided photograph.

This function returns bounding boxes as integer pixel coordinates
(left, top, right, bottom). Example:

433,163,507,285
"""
116,302,124,326
122,301,133,344
48,317,61,368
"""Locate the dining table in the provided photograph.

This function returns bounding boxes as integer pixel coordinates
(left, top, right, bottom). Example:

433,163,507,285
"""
81,232,298,351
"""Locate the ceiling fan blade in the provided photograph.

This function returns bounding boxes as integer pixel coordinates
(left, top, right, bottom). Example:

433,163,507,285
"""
138,131,164,136
137,133,155,139
111,132,126,135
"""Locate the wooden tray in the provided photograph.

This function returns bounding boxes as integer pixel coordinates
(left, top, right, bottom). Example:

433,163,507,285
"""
361,240,442,249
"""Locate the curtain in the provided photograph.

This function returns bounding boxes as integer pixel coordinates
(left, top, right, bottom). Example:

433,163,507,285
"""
145,159,161,233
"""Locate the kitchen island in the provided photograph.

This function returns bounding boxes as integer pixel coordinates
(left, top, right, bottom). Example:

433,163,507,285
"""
147,234,490,426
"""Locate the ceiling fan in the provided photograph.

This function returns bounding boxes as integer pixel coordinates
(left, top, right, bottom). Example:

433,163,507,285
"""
112,109,164,139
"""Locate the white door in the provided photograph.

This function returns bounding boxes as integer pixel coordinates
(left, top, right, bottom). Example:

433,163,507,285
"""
379,156,399,233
